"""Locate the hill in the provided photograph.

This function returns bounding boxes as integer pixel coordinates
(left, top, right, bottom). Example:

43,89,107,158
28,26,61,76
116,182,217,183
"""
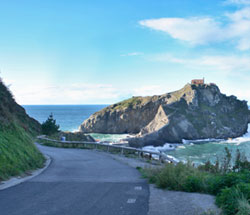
0,78,44,181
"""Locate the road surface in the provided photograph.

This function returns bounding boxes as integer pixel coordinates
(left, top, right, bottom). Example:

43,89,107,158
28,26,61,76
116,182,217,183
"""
0,144,149,215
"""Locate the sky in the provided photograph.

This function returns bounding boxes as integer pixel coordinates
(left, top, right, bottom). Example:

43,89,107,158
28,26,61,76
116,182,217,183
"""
0,0,250,104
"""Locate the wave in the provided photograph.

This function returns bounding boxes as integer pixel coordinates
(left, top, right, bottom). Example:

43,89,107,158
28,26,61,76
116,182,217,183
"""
143,124,250,164
182,138,223,144
182,123,250,146
224,123,250,145
143,143,180,153
71,129,80,133
90,133,135,143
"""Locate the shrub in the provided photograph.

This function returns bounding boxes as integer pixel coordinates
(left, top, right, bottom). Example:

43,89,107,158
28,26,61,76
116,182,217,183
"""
140,148,250,215
206,171,250,195
155,162,190,190
198,160,220,174
216,183,250,215
140,167,161,184
41,113,60,135
143,162,208,192
183,175,205,192
234,149,250,172
237,197,250,215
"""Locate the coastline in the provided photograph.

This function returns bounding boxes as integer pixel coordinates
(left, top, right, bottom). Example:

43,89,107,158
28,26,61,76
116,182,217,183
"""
142,123,250,164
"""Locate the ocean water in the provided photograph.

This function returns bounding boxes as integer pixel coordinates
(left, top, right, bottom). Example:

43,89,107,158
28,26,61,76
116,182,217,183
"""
23,105,128,142
144,125,250,164
167,139,250,165
23,105,250,163
23,105,107,132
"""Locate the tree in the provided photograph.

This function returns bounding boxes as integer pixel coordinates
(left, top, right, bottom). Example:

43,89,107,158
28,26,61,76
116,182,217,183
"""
41,113,60,135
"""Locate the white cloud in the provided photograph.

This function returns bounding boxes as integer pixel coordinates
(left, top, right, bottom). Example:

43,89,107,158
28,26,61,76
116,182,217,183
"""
121,52,144,56
226,7,250,50
132,85,166,96
139,18,224,45
139,7,250,50
5,82,123,105
153,53,250,74
224,0,250,5
4,73,250,105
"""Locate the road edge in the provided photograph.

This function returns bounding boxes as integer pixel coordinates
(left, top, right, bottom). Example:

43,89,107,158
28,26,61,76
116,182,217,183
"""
0,155,51,191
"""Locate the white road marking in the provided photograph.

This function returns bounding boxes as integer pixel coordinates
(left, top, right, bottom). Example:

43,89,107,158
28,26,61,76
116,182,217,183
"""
127,198,136,204
134,186,142,190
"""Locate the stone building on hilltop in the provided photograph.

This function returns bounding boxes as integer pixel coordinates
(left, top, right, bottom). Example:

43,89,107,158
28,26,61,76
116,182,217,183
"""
191,78,205,85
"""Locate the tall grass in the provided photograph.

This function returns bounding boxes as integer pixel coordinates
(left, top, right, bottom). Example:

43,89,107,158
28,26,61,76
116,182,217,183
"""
0,123,45,181
0,78,44,181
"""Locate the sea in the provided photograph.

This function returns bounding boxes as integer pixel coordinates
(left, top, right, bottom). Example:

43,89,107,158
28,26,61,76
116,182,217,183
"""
23,105,131,143
23,105,250,164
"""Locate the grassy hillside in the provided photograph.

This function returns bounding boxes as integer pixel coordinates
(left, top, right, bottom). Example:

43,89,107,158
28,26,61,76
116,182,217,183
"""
0,79,45,181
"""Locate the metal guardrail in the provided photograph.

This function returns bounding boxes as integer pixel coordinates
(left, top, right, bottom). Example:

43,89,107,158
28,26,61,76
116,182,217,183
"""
37,136,178,164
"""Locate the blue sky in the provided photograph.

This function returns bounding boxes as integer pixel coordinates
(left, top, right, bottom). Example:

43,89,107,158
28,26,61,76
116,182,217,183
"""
1,0,250,104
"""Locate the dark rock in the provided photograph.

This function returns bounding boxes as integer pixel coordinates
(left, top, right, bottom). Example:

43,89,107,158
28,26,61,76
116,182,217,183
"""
80,83,250,147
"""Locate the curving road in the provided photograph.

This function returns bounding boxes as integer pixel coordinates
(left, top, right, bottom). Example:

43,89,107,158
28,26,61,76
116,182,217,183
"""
0,144,149,215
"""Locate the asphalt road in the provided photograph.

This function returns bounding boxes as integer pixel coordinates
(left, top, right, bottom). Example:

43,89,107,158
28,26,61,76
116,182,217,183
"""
0,144,149,215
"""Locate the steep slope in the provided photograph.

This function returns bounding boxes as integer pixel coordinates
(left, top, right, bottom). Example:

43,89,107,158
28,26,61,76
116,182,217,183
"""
80,95,161,134
0,79,44,181
80,83,250,147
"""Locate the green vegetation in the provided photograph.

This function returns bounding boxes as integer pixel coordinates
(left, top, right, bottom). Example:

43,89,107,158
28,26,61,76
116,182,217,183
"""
110,95,159,110
113,97,143,109
0,79,45,181
46,131,94,142
140,148,250,215
0,123,45,181
41,113,60,135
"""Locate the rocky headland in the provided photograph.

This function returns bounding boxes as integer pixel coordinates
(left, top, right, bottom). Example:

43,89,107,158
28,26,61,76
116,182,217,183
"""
80,83,250,147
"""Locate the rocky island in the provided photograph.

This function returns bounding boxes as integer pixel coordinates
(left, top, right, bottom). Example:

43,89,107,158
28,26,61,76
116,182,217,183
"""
80,81,250,147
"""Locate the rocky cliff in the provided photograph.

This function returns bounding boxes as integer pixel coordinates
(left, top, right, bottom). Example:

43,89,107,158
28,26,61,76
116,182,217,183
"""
80,83,250,147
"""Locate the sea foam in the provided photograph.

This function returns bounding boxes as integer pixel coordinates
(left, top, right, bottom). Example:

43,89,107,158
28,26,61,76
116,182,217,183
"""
224,123,250,145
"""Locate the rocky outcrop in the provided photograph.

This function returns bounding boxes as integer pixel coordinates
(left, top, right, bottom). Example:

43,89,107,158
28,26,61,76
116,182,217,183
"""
80,83,250,147
80,95,161,134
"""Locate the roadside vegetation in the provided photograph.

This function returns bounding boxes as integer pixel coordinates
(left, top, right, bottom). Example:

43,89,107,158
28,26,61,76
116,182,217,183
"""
140,148,250,215
41,113,60,136
0,124,45,181
0,78,45,181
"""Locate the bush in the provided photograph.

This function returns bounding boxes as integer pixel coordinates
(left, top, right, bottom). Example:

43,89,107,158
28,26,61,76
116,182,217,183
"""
237,197,250,215
140,148,250,215
41,114,60,135
155,162,191,190
140,167,161,184
206,171,250,195
216,183,250,215
143,162,208,192
183,175,205,192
